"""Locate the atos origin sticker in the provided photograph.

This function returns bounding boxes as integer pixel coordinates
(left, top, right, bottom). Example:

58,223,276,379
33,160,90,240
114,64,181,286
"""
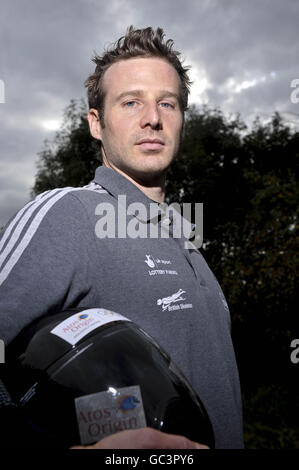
75,385,147,445
50,308,130,345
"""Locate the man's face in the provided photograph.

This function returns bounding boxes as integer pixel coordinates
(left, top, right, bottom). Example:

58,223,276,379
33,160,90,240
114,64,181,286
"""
90,57,184,185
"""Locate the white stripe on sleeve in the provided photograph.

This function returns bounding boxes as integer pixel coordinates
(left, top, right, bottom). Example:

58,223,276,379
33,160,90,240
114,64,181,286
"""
0,184,108,287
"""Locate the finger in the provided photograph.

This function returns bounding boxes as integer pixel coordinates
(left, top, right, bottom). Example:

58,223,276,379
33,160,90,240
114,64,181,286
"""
89,428,209,449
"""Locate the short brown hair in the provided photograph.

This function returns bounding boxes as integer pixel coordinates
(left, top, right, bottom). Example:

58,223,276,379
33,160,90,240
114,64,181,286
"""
84,26,191,123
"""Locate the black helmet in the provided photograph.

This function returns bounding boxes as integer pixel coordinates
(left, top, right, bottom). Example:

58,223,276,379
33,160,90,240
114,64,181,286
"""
4,308,215,448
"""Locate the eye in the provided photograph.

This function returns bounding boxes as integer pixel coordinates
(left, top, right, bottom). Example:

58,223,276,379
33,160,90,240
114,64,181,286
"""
160,102,174,109
124,100,137,108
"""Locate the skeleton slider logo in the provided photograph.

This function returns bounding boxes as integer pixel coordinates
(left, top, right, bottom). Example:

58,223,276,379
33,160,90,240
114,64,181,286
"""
157,289,187,312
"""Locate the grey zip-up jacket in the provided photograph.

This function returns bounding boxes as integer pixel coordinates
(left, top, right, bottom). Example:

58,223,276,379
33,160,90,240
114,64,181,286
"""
0,166,244,448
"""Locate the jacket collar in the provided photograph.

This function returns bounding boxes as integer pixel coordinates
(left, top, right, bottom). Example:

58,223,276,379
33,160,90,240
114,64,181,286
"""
92,165,196,243
93,165,164,223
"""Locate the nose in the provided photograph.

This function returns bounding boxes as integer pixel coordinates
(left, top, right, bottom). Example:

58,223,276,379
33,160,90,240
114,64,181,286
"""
140,102,162,130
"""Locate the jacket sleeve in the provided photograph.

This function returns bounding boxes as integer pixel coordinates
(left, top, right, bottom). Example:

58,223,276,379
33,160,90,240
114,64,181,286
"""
0,378,66,448
0,189,95,346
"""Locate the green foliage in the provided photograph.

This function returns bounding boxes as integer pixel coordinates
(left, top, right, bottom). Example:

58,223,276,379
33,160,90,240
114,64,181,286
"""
32,99,100,196
33,99,298,448
243,385,299,448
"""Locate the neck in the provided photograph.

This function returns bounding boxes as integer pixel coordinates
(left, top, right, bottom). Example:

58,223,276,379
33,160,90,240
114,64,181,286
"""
103,161,166,203
133,180,166,203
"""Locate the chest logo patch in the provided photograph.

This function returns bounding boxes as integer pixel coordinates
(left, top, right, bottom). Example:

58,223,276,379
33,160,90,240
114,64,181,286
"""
157,289,193,312
144,254,178,276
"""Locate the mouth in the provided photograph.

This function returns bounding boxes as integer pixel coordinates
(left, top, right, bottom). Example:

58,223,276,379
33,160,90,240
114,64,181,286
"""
136,139,165,151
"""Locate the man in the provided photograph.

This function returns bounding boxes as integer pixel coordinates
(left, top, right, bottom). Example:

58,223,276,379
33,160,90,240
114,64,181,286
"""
0,26,243,449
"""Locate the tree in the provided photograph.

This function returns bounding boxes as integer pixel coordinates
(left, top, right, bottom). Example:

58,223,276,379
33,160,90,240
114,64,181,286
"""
32,99,100,195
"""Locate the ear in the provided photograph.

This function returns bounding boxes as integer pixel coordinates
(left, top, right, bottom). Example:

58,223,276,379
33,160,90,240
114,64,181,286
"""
87,108,103,140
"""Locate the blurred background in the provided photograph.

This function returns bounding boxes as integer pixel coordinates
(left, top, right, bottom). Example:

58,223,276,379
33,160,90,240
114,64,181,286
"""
0,0,298,448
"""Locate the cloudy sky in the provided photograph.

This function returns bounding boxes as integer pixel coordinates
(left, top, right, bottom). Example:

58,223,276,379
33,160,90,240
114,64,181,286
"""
0,0,298,228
